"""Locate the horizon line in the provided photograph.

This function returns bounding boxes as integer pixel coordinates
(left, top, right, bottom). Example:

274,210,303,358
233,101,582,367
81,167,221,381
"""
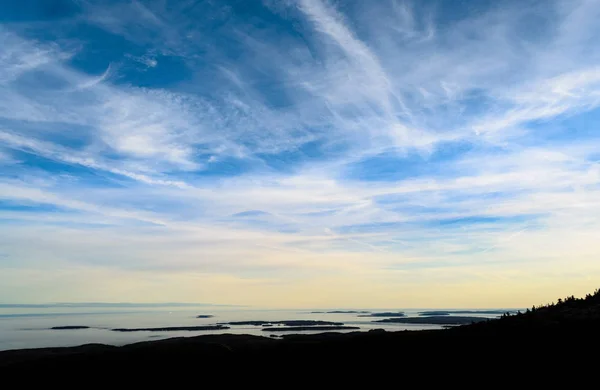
0,302,247,308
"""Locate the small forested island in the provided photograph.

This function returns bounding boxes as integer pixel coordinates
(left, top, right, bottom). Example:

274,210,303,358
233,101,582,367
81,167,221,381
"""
196,315,214,318
221,320,343,326
50,326,91,330
418,311,451,316
262,326,361,332
358,312,406,317
419,310,512,316
310,311,370,314
374,316,490,325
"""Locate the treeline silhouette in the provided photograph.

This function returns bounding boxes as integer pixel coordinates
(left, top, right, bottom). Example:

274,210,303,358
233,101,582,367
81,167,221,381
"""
473,288,600,328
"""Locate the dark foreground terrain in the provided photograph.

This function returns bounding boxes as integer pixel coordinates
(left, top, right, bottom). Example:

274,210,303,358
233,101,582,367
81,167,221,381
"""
1,289,599,384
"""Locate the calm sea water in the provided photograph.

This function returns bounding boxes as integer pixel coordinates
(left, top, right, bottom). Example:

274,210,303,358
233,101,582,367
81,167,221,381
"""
0,305,501,351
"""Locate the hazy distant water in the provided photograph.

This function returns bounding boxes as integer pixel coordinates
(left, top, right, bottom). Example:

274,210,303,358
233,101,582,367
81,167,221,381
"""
0,305,500,351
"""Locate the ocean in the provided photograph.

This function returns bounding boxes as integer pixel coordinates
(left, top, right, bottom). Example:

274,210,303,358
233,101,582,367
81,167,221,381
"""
0,304,501,351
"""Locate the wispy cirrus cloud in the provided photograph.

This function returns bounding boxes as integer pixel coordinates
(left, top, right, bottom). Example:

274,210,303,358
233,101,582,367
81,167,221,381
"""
1,0,600,307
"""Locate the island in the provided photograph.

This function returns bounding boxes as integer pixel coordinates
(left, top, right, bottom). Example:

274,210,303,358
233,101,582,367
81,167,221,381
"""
419,310,512,316
111,325,230,332
418,311,451,316
262,326,361,332
374,316,490,325
220,320,344,326
310,311,370,314
218,321,272,326
50,326,91,330
358,312,406,317
196,315,214,318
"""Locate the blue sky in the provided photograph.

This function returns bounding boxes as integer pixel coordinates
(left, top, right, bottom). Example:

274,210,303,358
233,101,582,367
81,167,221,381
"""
1,0,600,308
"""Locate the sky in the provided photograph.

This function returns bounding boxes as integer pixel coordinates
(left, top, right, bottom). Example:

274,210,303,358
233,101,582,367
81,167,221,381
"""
1,0,599,309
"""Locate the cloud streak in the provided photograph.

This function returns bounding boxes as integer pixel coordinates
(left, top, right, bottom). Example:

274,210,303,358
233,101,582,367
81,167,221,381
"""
1,0,600,307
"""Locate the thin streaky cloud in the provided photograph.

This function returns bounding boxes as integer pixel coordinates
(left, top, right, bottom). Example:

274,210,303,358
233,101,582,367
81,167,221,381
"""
0,0,599,307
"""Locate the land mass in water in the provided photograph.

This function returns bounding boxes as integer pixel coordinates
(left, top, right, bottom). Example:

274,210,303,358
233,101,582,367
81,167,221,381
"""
50,326,91,330
261,325,360,332
418,310,512,316
374,316,490,325
358,312,406,317
310,311,370,314
220,320,343,326
2,288,599,384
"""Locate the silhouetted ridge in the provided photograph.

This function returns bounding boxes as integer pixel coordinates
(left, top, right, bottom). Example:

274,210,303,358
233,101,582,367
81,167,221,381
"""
463,288,600,331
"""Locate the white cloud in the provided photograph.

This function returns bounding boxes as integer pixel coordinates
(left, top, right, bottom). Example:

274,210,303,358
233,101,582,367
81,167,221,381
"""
71,63,113,90
126,53,158,68
1,0,600,305
0,29,72,85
